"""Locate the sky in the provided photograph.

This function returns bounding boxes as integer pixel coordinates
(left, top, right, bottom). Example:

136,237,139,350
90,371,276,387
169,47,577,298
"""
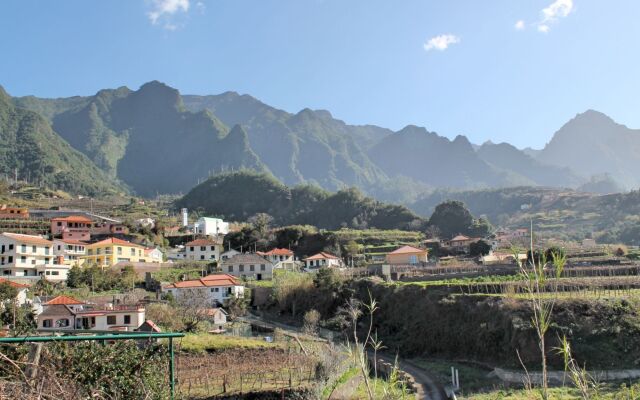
1,0,639,149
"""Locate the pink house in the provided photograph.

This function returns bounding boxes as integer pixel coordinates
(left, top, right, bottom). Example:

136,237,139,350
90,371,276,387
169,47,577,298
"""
51,216,93,241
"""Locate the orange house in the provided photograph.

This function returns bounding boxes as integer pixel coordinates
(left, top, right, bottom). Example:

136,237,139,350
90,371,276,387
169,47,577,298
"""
385,245,429,265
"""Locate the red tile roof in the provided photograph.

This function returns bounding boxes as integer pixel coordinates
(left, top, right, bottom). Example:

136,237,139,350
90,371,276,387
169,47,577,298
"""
388,245,427,255
0,278,30,289
304,252,339,261
52,215,93,223
163,274,239,289
57,239,88,245
263,248,293,256
185,238,220,246
90,237,144,248
2,233,52,246
450,235,471,242
45,295,85,305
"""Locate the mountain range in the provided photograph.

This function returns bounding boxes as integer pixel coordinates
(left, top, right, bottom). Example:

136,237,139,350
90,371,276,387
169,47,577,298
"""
4,80,640,199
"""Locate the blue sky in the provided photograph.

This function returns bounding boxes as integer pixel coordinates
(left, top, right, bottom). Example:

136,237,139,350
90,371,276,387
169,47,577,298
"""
1,0,639,149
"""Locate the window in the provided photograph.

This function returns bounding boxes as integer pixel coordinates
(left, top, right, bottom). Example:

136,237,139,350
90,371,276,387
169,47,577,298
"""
200,255,205,260
45,271,51,275
57,222,62,226
210,254,215,259
408,255,418,264
45,258,50,264
261,264,266,271
21,245,26,253
228,265,233,272
42,319,53,328
55,318,69,327
44,247,50,255
239,265,244,272
200,246,206,251
51,271,59,275
190,247,194,252
20,256,26,263
249,265,255,272
210,246,215,251
106,315,117,325
8,244,13,250
117,247,122,255
130,248,135,256
8,256,12,263
214,288,219,292
32,245,36,253
124,315,131,324
210,288,215,293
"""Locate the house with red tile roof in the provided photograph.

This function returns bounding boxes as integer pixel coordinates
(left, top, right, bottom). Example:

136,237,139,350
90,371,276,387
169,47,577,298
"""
36,295,146,332
385,245,429,265
0,233,70,281
184,238,223,262
83,237,149,267
162,274,244,306
442,235,481,254
303,252,343,270
220,253,274,281
256,248,299,270
53,239,88,267
0,277,30,305
51,215,93,241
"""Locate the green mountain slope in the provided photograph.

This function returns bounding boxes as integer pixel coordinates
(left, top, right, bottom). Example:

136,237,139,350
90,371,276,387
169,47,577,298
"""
0,86,124,195
182,93,390,190
176,170,424,230
19,82,267,196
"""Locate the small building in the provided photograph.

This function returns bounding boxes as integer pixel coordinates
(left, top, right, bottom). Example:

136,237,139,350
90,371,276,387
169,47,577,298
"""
37,295,146,332
53,239,87,267
135,218,156,229
303,252,343,270
582,238,597,248
194,217,229,236
0,233,70,281
207,308,228,331
443,235,480,254
257,248,298,270
480,251,528,266
385,245,429,265
144,247,164,263
220,249,240,261
0,205,29,219
162,274,244,306
220,253,274,281
184,238,223,262
50,216,93,241
83,237,148,268
0,277,29,306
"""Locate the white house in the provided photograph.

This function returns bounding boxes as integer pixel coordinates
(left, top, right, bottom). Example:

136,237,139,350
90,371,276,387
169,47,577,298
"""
0,277,29,306
220,253,274,281
144,247,164,263
184,238,223,262
303,252,343,270
53,239,87,267
220,249,240,261
37,295,146,332
0,233,70,281
257,248,298,270
194,217,229,236
162,274,244,306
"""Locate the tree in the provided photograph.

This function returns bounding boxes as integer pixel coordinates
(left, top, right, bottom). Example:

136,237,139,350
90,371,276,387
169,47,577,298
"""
248,213,274,237
66,265,84,288
469,240,491,256
0,282,18,303
427,200,475,239
302,309,321,335
176,290,212,332
33,278,55,296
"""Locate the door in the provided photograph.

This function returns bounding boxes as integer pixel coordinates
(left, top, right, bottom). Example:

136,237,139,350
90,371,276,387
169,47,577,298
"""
257,273,262,281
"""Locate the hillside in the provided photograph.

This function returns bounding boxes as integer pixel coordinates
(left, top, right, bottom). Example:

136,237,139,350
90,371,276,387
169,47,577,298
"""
410,186,640,244
0,86,124,196
16,82,267,196
176,170,424,230
537,110,640,189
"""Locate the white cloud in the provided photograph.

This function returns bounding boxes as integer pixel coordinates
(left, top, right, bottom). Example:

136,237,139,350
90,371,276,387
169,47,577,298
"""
423,34,460,52
514,20,525,30
147,0,190,26
537,0,573,32
541,0,574,23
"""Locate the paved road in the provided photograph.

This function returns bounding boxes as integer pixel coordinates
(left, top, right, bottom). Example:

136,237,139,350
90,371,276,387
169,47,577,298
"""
375,353,448,400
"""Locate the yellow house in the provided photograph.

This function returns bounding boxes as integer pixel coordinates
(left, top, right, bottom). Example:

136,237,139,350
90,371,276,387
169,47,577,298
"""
83,238,148,267
385,245,429,265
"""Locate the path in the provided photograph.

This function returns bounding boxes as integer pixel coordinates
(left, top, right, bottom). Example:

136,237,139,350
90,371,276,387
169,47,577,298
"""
375,352,448,400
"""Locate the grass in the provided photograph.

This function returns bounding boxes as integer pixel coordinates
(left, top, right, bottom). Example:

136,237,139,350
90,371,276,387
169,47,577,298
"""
174,333,280,353
354,376,414,399
322,366,360,399
460,383,640,399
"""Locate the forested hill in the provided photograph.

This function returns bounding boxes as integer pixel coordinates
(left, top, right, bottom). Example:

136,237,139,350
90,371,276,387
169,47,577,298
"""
176,170,424,230
0,86,125,196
